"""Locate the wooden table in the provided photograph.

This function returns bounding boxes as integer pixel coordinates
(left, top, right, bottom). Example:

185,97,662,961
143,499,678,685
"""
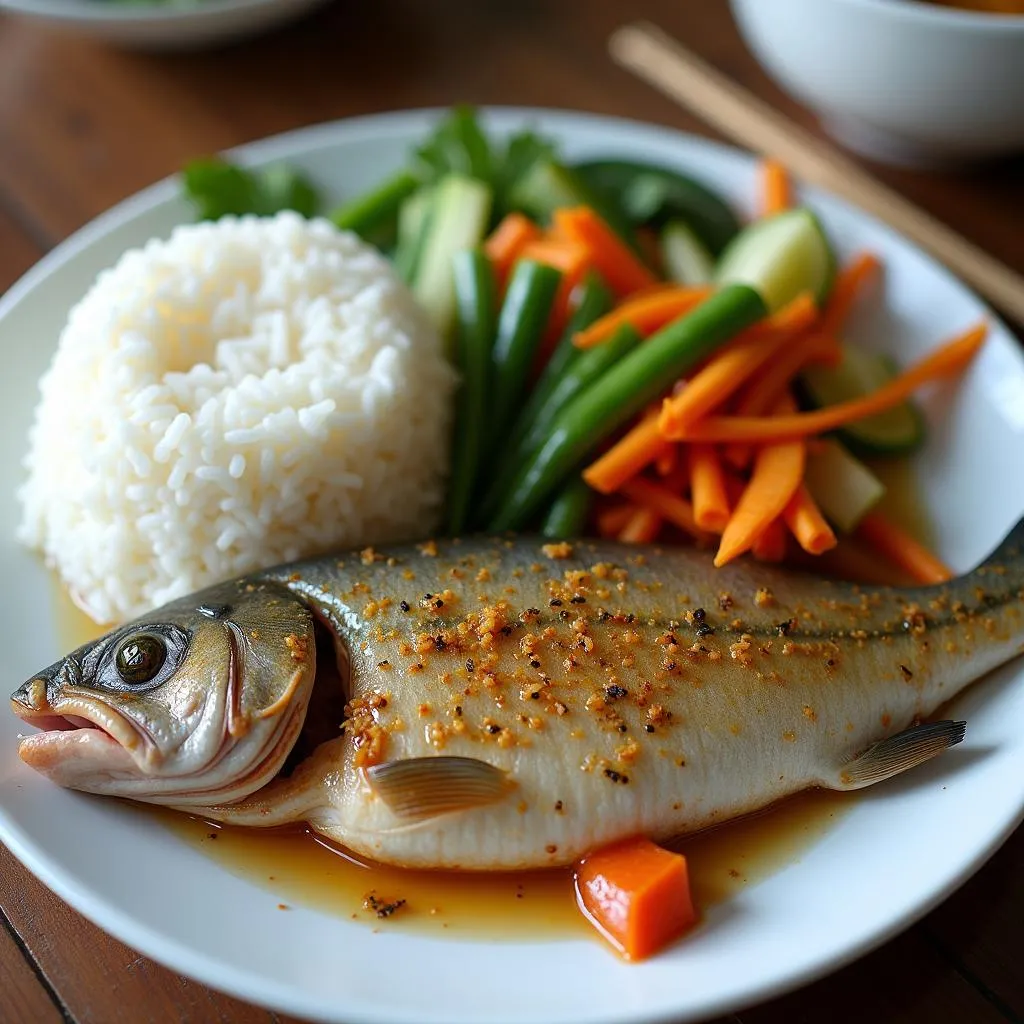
1,2,1022,1021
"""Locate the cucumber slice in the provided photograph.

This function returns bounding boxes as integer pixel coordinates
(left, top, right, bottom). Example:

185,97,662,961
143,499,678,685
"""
392,186,435,283
661,220,715,285
800,345,926,455
715,207,835,313
411,174,492,348
803,439,886,533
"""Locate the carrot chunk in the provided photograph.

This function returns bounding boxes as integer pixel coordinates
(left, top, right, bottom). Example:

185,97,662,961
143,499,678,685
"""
575,836,698,961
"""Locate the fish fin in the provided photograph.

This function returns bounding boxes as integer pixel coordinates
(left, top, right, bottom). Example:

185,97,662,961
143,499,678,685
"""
835,720,966,791
366,756,511,822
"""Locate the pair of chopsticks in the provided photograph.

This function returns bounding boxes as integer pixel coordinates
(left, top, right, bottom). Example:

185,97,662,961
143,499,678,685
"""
610,22,1024,326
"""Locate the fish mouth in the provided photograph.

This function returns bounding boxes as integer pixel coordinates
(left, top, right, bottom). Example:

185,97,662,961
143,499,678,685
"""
11,689,150,775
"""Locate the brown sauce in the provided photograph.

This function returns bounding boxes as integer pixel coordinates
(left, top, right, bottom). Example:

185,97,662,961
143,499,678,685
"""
51,583,851,941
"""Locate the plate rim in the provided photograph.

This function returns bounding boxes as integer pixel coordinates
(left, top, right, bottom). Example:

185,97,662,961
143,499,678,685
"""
1,104,1023,1024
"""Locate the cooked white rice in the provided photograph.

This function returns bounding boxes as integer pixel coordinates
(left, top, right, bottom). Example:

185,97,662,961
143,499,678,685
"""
18,211,455,624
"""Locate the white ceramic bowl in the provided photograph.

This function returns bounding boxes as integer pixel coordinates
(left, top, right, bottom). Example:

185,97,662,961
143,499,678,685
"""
730,0,1024,167
0,0,332,50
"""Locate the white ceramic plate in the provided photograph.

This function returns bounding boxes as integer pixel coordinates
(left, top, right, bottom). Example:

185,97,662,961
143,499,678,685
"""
1,109,1023,1024
0,0,331,50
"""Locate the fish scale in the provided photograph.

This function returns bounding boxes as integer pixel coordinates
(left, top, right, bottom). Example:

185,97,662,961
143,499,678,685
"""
11,521,1024,870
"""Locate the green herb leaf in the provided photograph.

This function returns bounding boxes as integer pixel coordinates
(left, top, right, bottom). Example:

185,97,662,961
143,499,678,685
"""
181,158,321,220
415,106,494,184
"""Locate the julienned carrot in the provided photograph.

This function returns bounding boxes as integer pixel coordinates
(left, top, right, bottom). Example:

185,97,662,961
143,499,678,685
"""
751,517,787,562
573,287,712,350
669,322,987,444
761,159,791,215
597,503,639,538
575,836,697,961
619,477,708,542
658,293,818,434
584,412,670,495
619,505,663,544
484,213,542,287
723,332,840,468
855,511,953,585
715,396,806,567
689,445,731,533
797,537,915,587
554,207,659,298
820,253,881,337
655,445,678,477
783,484,837,555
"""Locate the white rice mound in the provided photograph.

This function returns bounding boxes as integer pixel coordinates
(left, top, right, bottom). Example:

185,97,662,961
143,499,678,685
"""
18,211,456,624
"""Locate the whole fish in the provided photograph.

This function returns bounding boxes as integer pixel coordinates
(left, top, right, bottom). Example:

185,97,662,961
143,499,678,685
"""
11,519,1024,870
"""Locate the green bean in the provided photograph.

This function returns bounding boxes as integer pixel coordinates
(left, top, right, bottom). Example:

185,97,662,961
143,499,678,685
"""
489,284,768,531
446,250,497,535
488,259,562,452
329,169,421,247
507,271,613,450
541,476,593,538
481,323,639,526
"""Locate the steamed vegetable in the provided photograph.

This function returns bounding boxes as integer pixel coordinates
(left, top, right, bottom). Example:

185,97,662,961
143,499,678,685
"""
667,324,986,444
575,837,698,962
490,285,768,531
447,250,497,535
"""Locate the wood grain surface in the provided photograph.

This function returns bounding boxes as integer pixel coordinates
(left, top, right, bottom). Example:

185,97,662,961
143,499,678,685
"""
1,2,1021,1022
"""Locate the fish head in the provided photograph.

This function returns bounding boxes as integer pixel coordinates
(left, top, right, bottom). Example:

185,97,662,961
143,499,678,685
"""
10,579,317,805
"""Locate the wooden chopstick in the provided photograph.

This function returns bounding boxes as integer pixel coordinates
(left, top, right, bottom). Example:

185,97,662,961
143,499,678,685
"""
609,21,1024,326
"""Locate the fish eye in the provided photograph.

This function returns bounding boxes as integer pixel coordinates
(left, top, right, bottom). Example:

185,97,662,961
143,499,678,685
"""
115,635,166,686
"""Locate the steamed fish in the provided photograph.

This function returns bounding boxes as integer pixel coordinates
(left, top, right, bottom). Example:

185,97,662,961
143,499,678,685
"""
12,520,1024,870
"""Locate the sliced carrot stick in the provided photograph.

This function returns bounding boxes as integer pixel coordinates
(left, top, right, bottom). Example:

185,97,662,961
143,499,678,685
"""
689,445,731,533
554,207,659,298
575,836,698,961
820,253,881,337
783,484,837,555
855,511,953,585
751,516,788,562
597,503,639,538
484,213,542,288
715,397,806,567
795,537,915,587
619,506,663,544
658,293,818,435
655,445,678,477
722,331,840,469
618,477,710,543
669,322,987,444
584,412,671,495
761,159,792,215
573,287,712,350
